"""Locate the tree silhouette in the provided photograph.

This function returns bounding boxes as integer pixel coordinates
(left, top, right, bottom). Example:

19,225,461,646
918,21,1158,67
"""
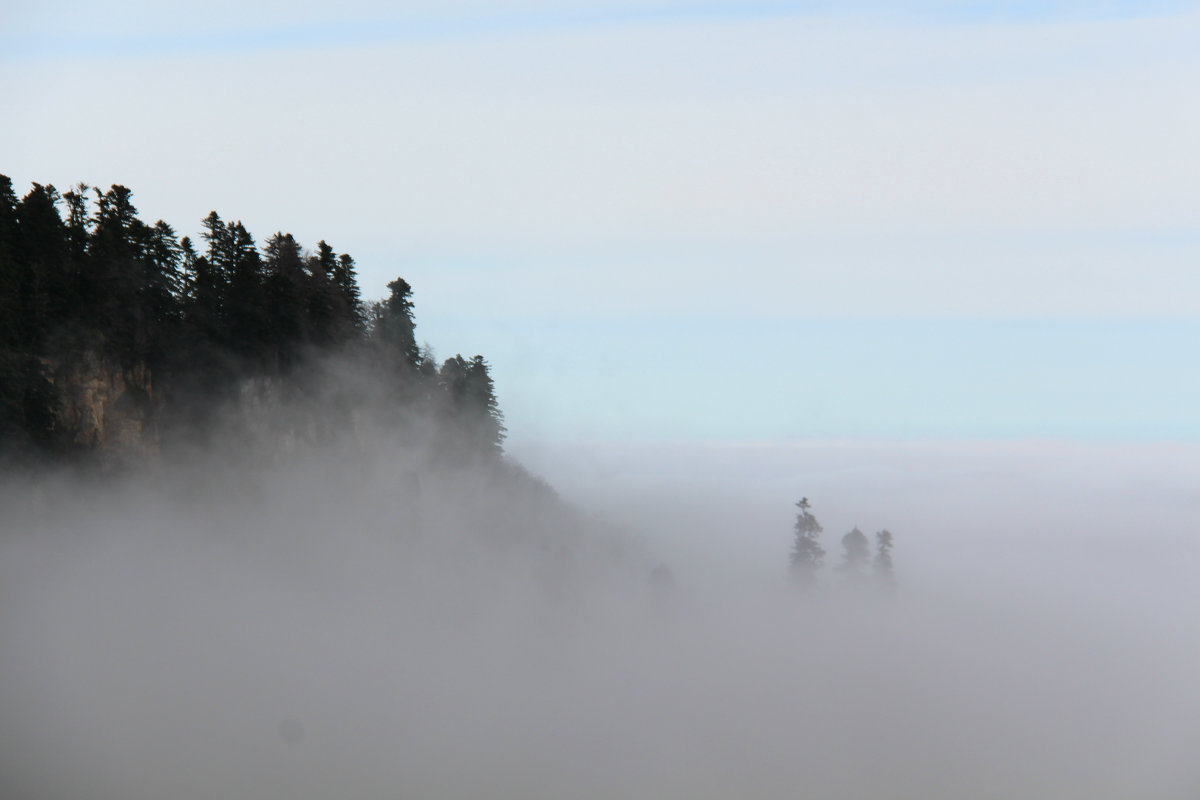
371,277,421,374
838,526,871,580
439,354,506,455
223,221,267,361
0,174,510,465
465,355,506,452
874,529,895,584
332,253,364,335
790,497,825,583
261,231,307,369
0,176,19,353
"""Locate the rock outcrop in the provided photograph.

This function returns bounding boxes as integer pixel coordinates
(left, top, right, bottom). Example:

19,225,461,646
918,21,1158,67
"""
47,351,158,462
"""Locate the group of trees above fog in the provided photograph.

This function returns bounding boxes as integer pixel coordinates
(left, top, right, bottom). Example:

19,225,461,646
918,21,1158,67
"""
790,497,894,586
0,176,505,460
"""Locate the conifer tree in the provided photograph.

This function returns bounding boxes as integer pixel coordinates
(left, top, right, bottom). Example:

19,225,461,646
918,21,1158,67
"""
0,176,24,445
466,355,506,452
62,184,90,261
14,184,70,352
262,232,307,368
60,184,91,331
90,184,150,359
438,354,506,455
305,240,342,346
374,277,420,370
874,529,895,584
224,221,268,361
0,176,25,352
333,253,364,333
141,220,184,368
790,497,825,583
838,526,871,579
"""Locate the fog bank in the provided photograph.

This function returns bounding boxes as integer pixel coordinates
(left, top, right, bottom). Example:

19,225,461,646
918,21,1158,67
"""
2,438,1199,798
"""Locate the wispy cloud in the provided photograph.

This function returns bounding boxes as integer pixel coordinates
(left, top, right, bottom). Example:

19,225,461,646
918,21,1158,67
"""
7,0,1198,60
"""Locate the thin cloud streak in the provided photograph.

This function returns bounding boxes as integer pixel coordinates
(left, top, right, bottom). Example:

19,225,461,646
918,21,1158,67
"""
5,3,807,60
6,1,1198,60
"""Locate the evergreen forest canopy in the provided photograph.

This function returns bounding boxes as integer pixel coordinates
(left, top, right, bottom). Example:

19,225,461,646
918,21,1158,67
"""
0,176,505,463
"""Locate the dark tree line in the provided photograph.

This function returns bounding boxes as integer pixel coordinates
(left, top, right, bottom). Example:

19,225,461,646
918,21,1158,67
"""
0,176,505,460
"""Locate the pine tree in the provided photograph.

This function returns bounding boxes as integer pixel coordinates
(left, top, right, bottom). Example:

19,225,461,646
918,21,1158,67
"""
90,184,149,359
790,497,825,583
224,221,267,361
466,355,506,452
262,232,307,368
141,220,184,369
0,176,24,352
838,526,871,580
333,253,364,335
305,240,342,346
874,529,895,584
0,175,26,447
373,277,420,370
437,354,506,455
13,183,69,353
59,184,91,334
62,184,91,262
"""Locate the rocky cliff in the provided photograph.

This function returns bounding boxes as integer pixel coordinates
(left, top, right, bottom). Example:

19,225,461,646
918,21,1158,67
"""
47,351,158,462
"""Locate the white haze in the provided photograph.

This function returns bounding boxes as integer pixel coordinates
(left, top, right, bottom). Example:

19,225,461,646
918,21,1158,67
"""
3,433,1200,798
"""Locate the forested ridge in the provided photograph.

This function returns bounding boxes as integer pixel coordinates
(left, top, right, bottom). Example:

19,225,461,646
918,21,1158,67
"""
0,176,505,463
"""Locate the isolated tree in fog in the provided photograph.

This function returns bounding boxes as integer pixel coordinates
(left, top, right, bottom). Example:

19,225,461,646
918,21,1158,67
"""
874,529,894,583
838,526,871,579
790,497,825,582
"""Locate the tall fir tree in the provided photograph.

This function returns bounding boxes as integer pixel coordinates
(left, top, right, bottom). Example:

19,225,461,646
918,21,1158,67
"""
333,253,365,334
465,355,506,453
790,497,825,584
14,184,68,353
262,231,307,369
91,184,158,360
141,220,184,369
0,176,24,352
305,240,343,347
224,220,268,362
373,277,420,370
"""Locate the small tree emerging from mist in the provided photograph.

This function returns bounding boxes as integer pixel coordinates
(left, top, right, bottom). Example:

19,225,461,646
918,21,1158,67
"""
874,529,894,584
790,497,825,583
838,526,870,579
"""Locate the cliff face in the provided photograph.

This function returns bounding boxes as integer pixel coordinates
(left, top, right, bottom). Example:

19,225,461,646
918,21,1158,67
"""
48,352,158,461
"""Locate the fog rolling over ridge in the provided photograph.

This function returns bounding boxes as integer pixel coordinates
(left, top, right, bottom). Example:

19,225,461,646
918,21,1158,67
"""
3,427,1200,798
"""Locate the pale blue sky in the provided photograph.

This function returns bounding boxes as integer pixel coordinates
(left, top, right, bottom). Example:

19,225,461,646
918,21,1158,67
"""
5,1,1196,52
4,1,1198,442
429,316,1200,441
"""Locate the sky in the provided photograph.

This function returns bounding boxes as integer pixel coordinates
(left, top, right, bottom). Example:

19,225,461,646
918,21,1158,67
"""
3,0,1199,442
